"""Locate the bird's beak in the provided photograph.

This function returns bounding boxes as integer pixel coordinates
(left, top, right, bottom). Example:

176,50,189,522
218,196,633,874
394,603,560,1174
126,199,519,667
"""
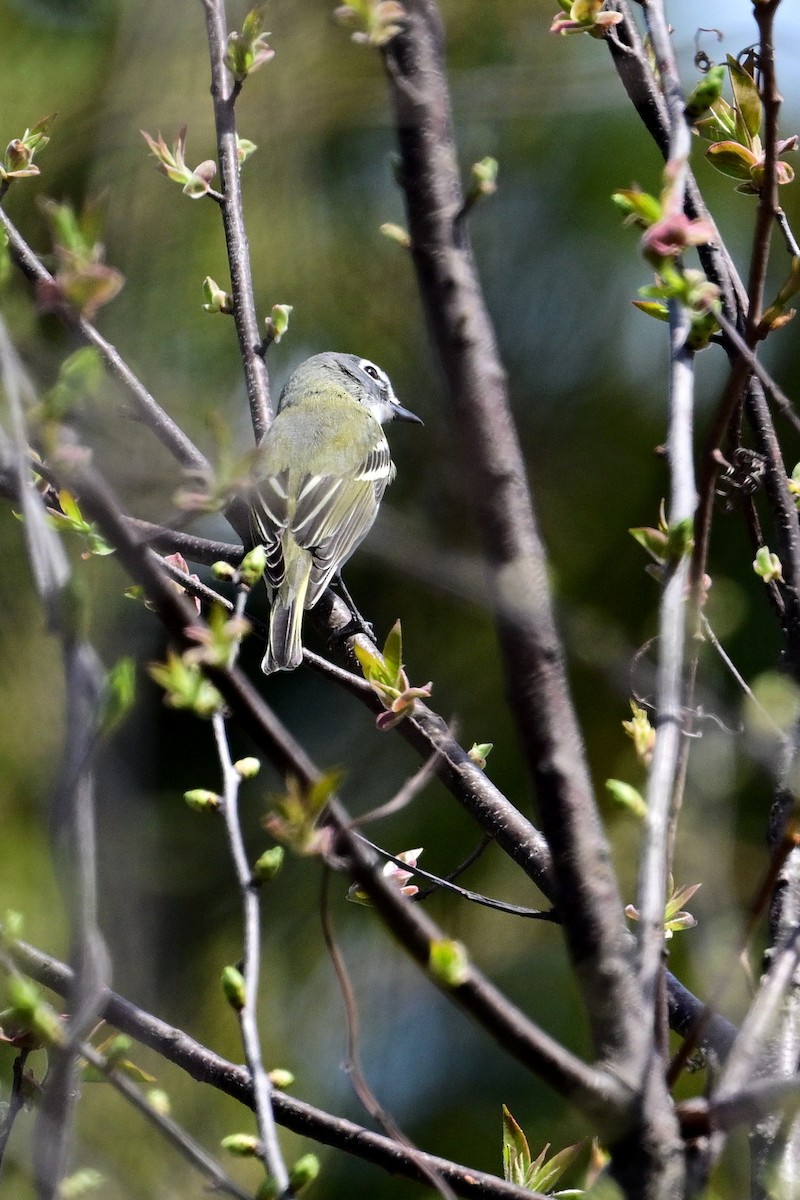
391,400,424,425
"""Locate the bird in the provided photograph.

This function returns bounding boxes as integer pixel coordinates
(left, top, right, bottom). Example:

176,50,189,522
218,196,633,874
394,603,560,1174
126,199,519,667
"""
249,351,422,674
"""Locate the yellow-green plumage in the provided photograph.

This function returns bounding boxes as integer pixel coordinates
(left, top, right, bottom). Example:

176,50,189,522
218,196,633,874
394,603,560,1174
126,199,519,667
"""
250,353,420,674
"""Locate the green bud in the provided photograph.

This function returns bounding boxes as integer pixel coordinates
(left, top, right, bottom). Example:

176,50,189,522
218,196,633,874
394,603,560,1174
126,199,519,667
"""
379,222,411,248
470,156,498,197
60,1169,104,1198
468,742,493,769
183,788,221,813
264,303,293,345
236,137,258,164
146,1088,171,1116
268,1067,295,1089
289,1153,320,1193
255,1179,280,1200
221,965,247,1011
7,974,40,1020
754,545,783,583
429,938,469,987
239,544,267,586
1,910,23,942
221,1133,261,1157
252,846,285,883
7,976,64,1045
103,1034,133,1066
684,65,727,120
5,139,31,172
234,756,261,779
202,276,233,314
211,560,238,581
605,779,647,819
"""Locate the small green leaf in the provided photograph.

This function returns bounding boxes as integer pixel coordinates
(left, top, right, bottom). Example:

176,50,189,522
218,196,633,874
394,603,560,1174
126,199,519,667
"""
727,54,762,144
530,1139,586,1192
502,1105,532,1187
605,779,647,819
630,525,669,563
706,140,758,181
632,299,670,322
382,619,403,682
611,188,662,227
97,657,136,736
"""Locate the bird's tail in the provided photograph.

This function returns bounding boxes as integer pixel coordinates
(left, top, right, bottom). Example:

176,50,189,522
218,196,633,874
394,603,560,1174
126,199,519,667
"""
262,561,311,674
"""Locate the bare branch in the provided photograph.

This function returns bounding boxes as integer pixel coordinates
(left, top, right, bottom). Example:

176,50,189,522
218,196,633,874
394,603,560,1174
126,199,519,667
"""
381,0,646,1082
202,0,272,442
11,941,561,1200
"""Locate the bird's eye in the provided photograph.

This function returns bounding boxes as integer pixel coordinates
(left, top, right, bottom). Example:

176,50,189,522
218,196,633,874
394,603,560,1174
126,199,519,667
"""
362,362,382,382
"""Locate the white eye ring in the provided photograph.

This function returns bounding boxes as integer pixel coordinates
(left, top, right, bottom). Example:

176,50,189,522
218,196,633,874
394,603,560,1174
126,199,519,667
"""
360,360,383,383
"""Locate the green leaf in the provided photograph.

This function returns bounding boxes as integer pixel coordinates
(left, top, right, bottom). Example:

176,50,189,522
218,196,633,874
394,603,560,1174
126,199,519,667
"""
727,54,762,145
502,1105,532,1187
705,140,758,181
97,656,136,736
382,619,403,683
629,525,669,563
632,300,670,322
530,1140,586,1192
611,188,661,226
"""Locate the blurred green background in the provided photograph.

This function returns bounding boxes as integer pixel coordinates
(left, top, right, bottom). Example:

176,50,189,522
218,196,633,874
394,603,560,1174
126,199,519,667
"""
2,0,800,1196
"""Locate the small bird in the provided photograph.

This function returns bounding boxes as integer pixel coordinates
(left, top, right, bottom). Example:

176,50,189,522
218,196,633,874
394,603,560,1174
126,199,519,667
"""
250,352,422,674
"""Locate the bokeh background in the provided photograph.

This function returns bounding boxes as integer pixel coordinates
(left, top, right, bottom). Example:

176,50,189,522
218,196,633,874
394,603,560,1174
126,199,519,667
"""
2,0,800,1195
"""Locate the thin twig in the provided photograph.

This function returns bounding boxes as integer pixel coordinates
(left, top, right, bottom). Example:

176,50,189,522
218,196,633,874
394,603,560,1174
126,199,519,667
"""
356,836,558,920
0,205,210,476
79,1041,253,1200
319,869,459,1200
213,708,289,1195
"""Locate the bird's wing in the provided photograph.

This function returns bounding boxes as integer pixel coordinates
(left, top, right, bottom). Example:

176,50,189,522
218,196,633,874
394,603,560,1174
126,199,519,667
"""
293,441,394,606
249,467,291,591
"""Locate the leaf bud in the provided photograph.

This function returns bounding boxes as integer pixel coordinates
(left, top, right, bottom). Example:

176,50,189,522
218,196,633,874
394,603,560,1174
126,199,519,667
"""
183,788,221,813
221,1133,261,1157
289,1153,321,1193
252,846,285,884
221,965,247,1011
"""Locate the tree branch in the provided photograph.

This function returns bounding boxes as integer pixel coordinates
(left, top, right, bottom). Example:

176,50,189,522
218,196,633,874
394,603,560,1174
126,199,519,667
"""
202,0,272,442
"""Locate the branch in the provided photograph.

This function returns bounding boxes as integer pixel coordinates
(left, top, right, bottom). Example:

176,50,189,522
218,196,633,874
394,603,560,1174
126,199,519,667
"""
213,708,289,1193
202,0,272,442
633,0,697,1057
11,941,557,1200
53,463,630,1129
382,0,645,1081
0,205,210,476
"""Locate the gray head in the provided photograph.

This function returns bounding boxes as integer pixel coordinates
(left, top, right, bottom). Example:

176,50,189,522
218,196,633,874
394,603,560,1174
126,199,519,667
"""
279,352,422,426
